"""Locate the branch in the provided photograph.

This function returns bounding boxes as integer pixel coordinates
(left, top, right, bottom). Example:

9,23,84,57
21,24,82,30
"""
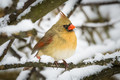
0,56,119,70
9,47,21,60
0,39,15,61
76,17,120,28
67,0,82,18
83,66,120,80
0,29,37,45
0,0,67,26
8,0,37,25
20,0,67,22
81,1,120,6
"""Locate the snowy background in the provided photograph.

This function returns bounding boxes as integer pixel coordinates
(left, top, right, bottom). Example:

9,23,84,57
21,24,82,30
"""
0,0,120,80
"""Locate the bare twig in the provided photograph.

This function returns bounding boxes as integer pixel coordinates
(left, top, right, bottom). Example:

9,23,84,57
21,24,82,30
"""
35,67,46,80
67,0,82,18
9,47,21,60
80,6,90,21
77,18,120,28
0,38,15,61
26,67,36,80
81,1,120,6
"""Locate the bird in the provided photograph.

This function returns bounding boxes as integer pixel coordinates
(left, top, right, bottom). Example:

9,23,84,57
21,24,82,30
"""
24,12,77,70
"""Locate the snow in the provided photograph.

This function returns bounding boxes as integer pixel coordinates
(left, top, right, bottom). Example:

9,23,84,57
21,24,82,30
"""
0,0,13,9
0,15,10,28
83,51,120,63
0,19,35,36
80,16,120,28
61,0,78,16
16,70,30,80
11,44,26,58
0,0,120,80
16,0,28,10
57,65,109,80
31,0,43,6
17,0,43,20
1,56,19,65
41,68,64,80
113,73,120,80
82,6,99,20
82,0,114,3
17,7,31,20
0,40,10,56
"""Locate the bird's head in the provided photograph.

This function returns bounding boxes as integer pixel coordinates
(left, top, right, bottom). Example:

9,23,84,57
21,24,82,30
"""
53,11,75,32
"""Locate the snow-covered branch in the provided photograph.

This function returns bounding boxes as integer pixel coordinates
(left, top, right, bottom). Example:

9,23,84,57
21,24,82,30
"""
0,56,119,70
0,29,37,46
0,0,67,26
83,66,120,80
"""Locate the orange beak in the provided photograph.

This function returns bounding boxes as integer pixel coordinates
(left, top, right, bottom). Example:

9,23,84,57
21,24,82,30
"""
68,24,75,30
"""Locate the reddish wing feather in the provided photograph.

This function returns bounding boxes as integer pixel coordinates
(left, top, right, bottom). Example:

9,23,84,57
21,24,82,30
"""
31,33,54,54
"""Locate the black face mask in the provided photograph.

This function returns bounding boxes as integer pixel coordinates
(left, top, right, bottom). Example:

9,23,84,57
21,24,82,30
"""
63,23,73,32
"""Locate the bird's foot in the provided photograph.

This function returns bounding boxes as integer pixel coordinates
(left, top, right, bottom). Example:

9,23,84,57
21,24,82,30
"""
36,56,41,63
53,61,59,68
62,59,68,70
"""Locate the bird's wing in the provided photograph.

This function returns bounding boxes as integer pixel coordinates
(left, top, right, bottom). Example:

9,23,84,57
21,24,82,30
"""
31,31,55,54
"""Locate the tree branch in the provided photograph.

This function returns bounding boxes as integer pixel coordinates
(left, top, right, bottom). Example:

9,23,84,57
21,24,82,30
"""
83,66,120,80
0,0,67,26
67,0,82,18
20,0,67,22
81,1,120,6
7,0,37,25
77,18,120,28
0,39,15,61
0,29,37,45
0,56,119,70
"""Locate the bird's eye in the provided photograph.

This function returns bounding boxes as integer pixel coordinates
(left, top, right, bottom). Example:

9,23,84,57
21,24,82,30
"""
63,23,75,32
63,25,68,29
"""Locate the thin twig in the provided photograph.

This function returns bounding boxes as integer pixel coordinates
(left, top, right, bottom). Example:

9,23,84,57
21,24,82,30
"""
0,38,15,61
67,0,82,18
26,67,36,80
77,18,120,28
80,1,120,6
9,47,21,60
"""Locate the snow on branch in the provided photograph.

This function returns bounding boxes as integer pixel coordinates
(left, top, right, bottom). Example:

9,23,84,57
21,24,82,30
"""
0,0,37,25
0,20,37,45
0,29,37,46
0,55,119,70
83,65,120,80
0,0,67,26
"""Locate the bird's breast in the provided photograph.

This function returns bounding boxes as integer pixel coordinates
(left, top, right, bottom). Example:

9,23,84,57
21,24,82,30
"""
40,31,77,60
51,49,75,60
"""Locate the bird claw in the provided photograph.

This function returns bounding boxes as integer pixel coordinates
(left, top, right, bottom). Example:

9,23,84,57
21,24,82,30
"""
62,59,68,70
53,61,59,68
36,56,41,63
53,60,68,70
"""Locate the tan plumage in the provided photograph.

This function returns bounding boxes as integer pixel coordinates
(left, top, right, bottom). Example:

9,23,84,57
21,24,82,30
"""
32,12,77,61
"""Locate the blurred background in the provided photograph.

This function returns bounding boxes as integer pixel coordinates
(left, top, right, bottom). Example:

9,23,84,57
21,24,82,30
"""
0,0,120,80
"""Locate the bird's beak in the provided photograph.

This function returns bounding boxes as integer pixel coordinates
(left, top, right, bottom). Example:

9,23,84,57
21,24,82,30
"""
68,24,75,30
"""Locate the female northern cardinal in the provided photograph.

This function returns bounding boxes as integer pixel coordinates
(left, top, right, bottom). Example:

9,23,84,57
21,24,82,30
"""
31,12,77,68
